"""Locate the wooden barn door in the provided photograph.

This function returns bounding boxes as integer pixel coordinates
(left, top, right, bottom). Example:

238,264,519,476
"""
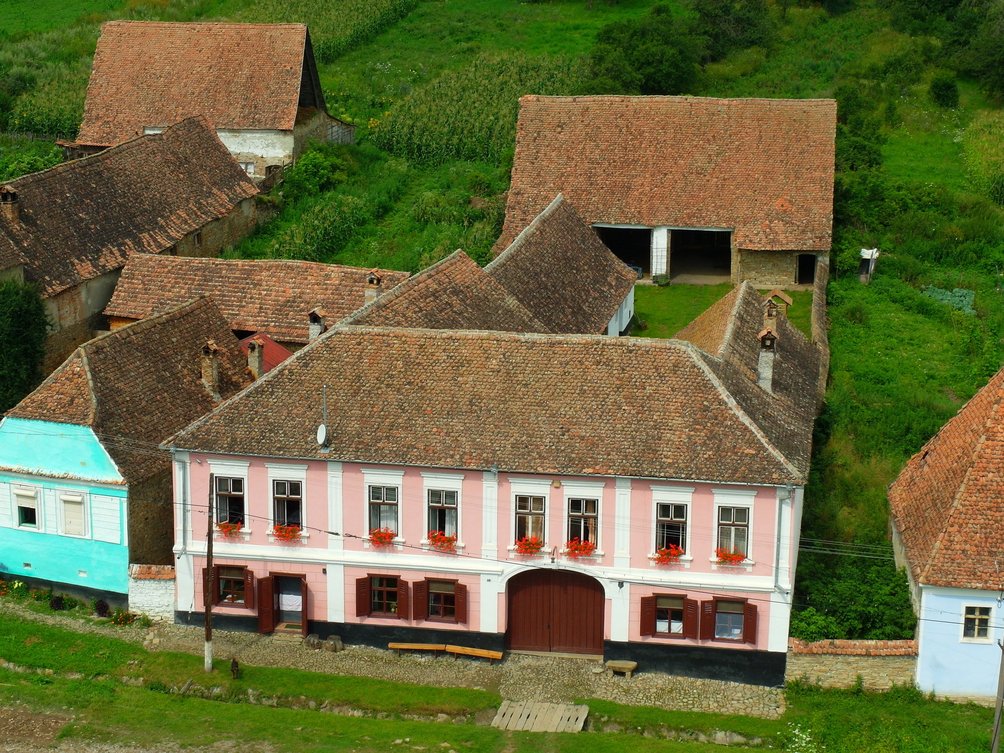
506,570,604,654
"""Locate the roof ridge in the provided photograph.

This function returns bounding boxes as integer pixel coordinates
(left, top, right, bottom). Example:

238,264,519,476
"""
103,20,309,29
718,282,752,358
87,296,214,354
485,194,564,272
78,348,99,428
521,94,838,105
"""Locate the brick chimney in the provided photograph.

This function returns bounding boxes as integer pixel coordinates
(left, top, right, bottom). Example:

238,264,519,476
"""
201,340,221,400
308,308,327,341
247,337,265,380
0,187,20,224
757,328,777,393
364,270,383,305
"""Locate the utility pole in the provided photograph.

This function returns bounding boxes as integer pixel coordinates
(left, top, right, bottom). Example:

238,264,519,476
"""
204,473,214,673
992,639,1003,753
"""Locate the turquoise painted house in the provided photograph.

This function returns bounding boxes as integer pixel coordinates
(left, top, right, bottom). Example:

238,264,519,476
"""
0,297,249,600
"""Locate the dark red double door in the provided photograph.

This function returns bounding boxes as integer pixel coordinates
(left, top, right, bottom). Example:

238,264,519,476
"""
506,570,604,654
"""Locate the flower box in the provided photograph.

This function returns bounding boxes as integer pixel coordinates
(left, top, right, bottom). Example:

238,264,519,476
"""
272,524,302,543
564,537,596,559
369,527,397,547
427,530,457,553
514,535,544,555
216,521,243,538
653,544,684,565
715,547,746,565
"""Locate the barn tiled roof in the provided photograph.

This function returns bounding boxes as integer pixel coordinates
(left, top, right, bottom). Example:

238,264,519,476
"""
345,250,548,332
9,298,250,484
0,117,257,298
497,96,837,252
169,324,814,485
889,367,1004,590
78,22,325,146
486,195,636,334
104,254,409,344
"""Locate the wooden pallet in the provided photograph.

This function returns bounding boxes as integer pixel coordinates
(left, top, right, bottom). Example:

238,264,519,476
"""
491,700,588,733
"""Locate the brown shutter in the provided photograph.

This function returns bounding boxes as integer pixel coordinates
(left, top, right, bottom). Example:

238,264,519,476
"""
412,580,429,621
683,598,699,639
243,569,255,610
257,576,275,633
396,579,409,621
699,600,715,640
300,577,309,637
454,583,468,624
743,601,758,645
639,596,656,637
355,576,371,617
212,565,222,606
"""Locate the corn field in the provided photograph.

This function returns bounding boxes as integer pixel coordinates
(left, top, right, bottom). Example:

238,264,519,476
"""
371,53,583,166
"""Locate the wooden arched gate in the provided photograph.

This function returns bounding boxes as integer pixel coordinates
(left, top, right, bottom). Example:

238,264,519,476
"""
506,570,605,654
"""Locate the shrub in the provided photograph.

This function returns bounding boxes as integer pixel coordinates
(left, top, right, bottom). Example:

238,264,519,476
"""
695,0,775,62
928,72,959,108
8,580,28,599
49,595,65,611
94,599,111,618
790,607,842,641
110,608,138,626
0,280,48,412
281,145,349,204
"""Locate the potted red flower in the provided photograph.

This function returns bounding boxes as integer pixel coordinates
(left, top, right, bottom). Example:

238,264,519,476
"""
653,544,684,565
369,527,396,547
514,535,544,555
715,547,746,565
272,524,302,543
427,530,457,553
564,537,596,559
216,521,243,538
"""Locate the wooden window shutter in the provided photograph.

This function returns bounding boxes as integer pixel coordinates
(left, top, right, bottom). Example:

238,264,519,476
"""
639,596,656,637
396,580,410,621
699,600,715,640
742,601,758,645
454,583,468,624
412,580,429,621
243,569,255,610
683,598,699,639
212,565,222,606
355,577,371,617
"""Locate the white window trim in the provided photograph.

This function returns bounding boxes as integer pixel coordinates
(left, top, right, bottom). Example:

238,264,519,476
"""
960,603,994,644
210,466,251,537
711,489,756,566
362,468,405,543
508,478,551,553
13,486,39,530
58,491,88,538
266,464,309,541
562,480,606,557
649,486,694,563
421,472,464,549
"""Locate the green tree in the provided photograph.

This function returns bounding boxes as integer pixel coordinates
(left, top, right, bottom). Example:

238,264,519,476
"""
694,0,775,62
0,279,48,411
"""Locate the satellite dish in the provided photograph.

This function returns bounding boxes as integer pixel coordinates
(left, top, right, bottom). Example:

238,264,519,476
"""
316,424,328,447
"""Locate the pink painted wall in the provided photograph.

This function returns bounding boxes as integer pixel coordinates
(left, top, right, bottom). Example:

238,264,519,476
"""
192,555,327,619
343,566,480,632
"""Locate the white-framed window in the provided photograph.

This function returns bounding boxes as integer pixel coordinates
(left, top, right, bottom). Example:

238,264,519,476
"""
509,478,551,547
214,476,245,525
567,498,598,544
266,463,307,535
60,492,86,537
362,469,404,538
238,161,255,176
712,489,755,562
963,605,992,641
422,472,463,543
14,487,38,529
651,487,693,557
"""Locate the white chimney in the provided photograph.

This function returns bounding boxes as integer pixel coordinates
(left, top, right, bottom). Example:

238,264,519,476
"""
201,340,221,400
247,337,265,380
308,308,327,341
757,328,777,393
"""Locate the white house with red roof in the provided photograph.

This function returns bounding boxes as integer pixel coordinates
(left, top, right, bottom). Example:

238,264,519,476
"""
889,367,1004,699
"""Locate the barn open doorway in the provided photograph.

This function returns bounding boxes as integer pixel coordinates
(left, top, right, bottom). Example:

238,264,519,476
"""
594,226,650,277
796,254,816,285
506,570,605,655
669,229,732,283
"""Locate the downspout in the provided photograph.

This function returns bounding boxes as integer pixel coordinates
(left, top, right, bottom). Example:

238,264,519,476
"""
774,484,793,591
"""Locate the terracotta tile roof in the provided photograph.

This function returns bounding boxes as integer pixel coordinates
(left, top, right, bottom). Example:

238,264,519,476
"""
677,283,821,476
78,22,326,146
889,367,1004,590
497,96,837,252
345,250,549,332
9,298,250,484
0,117,257,298
239,333,292,374
104,254,409,344
129,564,175,580
486,195,636,334
170,325,812,485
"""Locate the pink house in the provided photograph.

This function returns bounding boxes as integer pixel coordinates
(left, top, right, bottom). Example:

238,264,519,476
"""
167,284,821,685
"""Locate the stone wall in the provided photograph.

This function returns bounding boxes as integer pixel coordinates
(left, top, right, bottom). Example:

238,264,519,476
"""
737,250,798,288
175,196,258,260
810,255,830,399
128,564,175,619
786,639,917,690
128,471,174,566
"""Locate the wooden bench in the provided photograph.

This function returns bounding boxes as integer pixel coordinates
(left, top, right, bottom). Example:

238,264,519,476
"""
388,642,446,655
605,659,638,679
445,644,504,664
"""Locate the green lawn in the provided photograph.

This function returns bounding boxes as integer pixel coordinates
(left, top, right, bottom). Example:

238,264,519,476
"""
0,0,122,35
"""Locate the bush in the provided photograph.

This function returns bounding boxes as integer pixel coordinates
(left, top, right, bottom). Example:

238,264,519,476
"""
0,280,49,412
49,595,65,611
790,607,843,641
281,145,349,205
110,608,138,626
94,599,110,618
695,0,775,62
928,72,959,108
